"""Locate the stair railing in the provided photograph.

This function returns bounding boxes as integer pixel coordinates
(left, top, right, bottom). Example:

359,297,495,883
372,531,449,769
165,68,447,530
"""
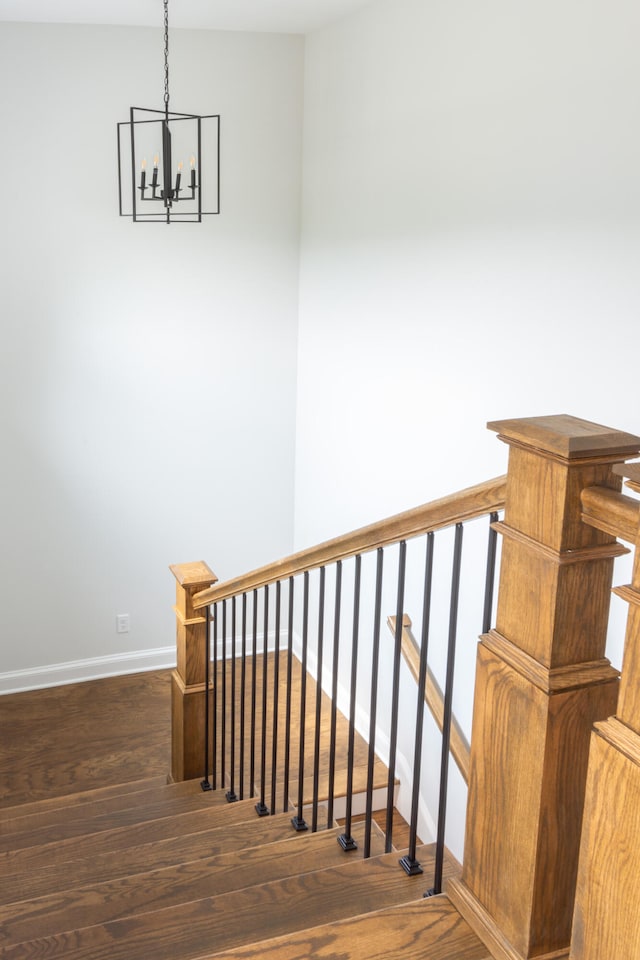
447,415,640,960
172,413,640,956
388,614,471,786
173,474,506,892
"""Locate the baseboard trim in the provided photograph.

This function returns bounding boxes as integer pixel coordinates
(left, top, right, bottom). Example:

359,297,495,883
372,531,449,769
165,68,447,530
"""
0,647,177,696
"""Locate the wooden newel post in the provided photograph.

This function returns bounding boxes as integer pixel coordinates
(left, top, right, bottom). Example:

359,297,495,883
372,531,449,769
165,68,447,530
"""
169,561,218,783
570,463,640,960
449,415,640,960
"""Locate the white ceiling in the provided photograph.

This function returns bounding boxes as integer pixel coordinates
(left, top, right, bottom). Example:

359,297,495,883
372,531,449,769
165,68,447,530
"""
0,0,373,34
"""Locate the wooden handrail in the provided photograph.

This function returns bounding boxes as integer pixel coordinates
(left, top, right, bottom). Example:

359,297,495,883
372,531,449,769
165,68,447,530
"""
614,460,640,495
388,614,470,786
580,486,640,543
192,474,507,609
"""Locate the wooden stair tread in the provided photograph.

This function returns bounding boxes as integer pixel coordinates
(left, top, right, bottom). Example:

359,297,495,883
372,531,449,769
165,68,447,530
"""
241,762,391,822
288,757,391,808
0,778,219,837
0,809,332,904
0,785,230,852
0,775,168,822
205,759,391,821
0,796,279,871
204,895,492,960
216,653,388,792
0,821,386,946
2,844,455,959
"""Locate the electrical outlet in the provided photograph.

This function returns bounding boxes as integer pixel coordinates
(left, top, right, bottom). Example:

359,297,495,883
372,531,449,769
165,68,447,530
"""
116,614,130,634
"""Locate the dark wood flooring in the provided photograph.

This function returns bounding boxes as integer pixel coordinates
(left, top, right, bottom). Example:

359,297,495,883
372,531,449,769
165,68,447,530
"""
0,671,172,809
0,669,414,847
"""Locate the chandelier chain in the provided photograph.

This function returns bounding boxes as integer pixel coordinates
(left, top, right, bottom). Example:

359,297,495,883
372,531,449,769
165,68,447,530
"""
163,0,170,109
118,0,220,222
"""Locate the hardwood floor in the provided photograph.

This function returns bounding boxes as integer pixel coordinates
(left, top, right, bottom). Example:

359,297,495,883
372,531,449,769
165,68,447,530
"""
0,667,415,845
214,652,389,811
0,671,172,808
0,670,465,960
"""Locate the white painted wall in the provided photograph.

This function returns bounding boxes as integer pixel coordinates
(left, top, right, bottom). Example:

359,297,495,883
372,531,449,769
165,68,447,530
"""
0,22,303,683
296,0,640,544
295,0,640,856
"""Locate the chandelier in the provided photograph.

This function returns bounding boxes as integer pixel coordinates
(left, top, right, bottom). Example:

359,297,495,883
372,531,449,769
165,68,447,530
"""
117,0,220,224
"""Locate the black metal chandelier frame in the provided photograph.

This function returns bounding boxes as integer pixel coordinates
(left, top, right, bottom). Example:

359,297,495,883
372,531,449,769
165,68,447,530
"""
117,0,220,224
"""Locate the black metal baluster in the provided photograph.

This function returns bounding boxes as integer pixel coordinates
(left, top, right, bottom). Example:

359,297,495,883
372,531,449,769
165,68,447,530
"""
212,602,218,790
427,522,464,897
364,548,384,858
226,596,238,802
327,561,342,829
270,580,282,817
291,571,309,832
338,553,362,852
250,588,258,798
385,540,407,853
400,533,435,876
201,604,212,791
482,512,499,635
221,598,227,793
240,592,247,800
312,567,326,832
256,585,270,816
283,577,294,813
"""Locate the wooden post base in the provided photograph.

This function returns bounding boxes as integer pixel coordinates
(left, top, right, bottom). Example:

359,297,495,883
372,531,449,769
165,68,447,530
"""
169,561,217,783
450,635,618,960
448,878,570,960
569,723,640,959
569,464,640,959
170,671,213,784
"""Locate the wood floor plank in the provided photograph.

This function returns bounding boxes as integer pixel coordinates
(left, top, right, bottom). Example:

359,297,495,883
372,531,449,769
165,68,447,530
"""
0,776,168,822
0,821,386,946
215,653,387,804
285,757,390,810
1,845,454,960
0,811,321,906
0,797,277,872
0,785,228,851
0,672,171,808
203,895,492,960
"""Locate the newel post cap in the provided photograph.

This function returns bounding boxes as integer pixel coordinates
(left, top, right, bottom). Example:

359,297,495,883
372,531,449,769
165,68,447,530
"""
170,561,218,587
488,414,640,461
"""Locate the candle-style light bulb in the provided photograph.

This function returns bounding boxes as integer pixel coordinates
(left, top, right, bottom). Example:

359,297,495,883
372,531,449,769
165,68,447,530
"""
175,160,183,198
151,154,159,189
190,155,196,190
140,157,147,192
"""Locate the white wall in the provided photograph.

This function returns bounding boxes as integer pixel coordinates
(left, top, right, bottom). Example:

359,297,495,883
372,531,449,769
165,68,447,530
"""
0,22,304,684
295,0,640,856
296,0,640,546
